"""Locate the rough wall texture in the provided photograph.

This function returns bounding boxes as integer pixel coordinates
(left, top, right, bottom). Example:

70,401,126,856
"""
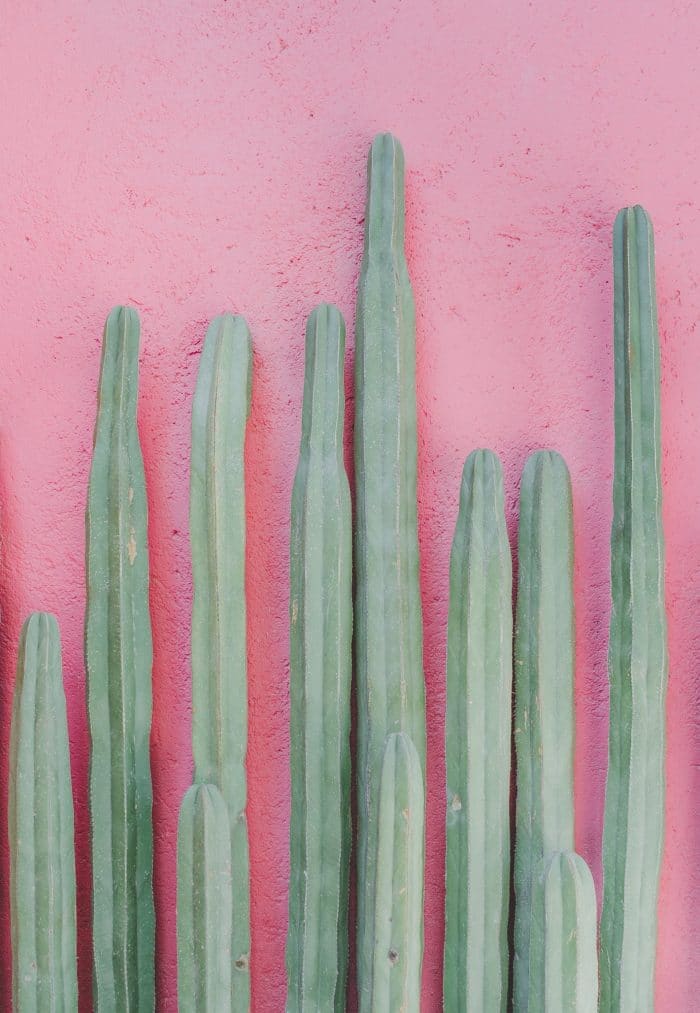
0,2,697,1010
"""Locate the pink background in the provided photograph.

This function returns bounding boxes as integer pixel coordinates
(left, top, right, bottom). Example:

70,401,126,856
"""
0,2,698,1009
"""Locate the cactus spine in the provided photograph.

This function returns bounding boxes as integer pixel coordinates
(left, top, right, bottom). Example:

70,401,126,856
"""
600,206,668,1013
443,450,512,1012
354,132,425,1007
370,733,424,1013
177,783,233,1011
513,450,575,1011
286,305,352,1011
528,851,598,1012
86,305,155,1009
9,612,78,1012
190,312,253,1000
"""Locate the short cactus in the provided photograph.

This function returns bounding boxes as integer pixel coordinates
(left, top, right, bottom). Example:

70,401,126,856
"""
177,783,233,1012
513,450,576,1010
370,732,424,1013
600,206,668,1013
85,305,155,1009
354,132,426,1008
286,305,352,1011
443,450,512,1012
9,612,78,1011
190,312,253,999
528,851,598,1012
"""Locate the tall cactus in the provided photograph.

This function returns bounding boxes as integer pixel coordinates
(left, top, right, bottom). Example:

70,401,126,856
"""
600,206,668,1013
190,311,253,1000
528,851,598,1012
177,783,233,1011
86,305,155,1009
9,612,78,1011
443,450,512,1012
286,305,352,1011
354,131,425,1007
513,450,575,1011
370,733,424,1013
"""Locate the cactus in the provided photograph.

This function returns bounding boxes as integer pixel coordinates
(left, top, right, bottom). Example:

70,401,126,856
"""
513,450,575,1011
443,450,512,1012
370,733,424,1013
354,131,426,1006
600,206,668,1013
190,311,253,1000
9,612,78,1011
86,305,155,1009
177,783,233,1011
286,305,352,1011
528,851,598,1012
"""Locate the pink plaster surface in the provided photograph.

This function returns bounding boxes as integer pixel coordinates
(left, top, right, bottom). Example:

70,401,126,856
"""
0,1,698,1009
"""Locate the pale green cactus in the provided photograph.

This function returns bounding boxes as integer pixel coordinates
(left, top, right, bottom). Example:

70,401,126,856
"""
86,305,154,1010
354,132,426,1010
9,612,78,1012
286,305,352,1011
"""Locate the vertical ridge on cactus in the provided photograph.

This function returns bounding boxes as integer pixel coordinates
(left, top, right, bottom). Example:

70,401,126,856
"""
177,783,233,1012
190,312,253,1003
513,449,575,1011
370,732,424,1013
86,305,155,1010
286,304,352,1011
528,851,598,1012
600,206,668,1013
9,611,78,1012
443,450,512,1012
354,131,426,1008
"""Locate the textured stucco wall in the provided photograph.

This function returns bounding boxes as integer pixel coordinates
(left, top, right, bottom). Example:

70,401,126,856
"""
0,2,698,1009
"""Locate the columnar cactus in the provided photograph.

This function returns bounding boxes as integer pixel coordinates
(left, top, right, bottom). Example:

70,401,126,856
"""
286,305,352,1011
513,450,575,1011
177,783,233,1012
354,132,426,1007
370,733,424,1013
86,305,155,1009
528,851,598,1012
190,312,253,1000
443,450,512,1012
600,206,668,1013
9,612,78,1012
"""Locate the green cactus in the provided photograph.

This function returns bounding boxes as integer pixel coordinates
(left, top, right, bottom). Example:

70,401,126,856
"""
354,131,426,1007
177,783,233,1011
443,450,512,1012
600,206,668,1013
513,450,575,1011
86,305,155,1009
190,312,253,1000
528,851,598,1012
9,612,78,1012
286,305,352,1011
370,732,424,1013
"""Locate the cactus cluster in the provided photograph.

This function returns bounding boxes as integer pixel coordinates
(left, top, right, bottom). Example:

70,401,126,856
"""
4,140,668,1013
439,205,665,1012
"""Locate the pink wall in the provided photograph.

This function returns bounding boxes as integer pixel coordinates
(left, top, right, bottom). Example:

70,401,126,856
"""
0,1,698,1009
